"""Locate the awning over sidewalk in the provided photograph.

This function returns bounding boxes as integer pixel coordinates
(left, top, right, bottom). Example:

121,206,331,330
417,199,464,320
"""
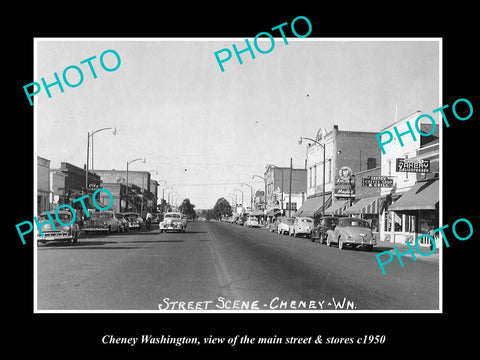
324,200,350,215
388,179,439,212
295,193,332,217
344,196,382,215
265,208,281,216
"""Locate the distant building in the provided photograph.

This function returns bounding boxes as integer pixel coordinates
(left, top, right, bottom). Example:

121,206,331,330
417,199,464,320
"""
51,162,102,209
37,156,51,213
264,164,307,217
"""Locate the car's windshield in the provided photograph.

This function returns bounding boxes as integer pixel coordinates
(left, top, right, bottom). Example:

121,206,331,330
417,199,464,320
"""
321,218,338,226
39,213,71,222
91,213,112,219
165,214,181,218
284,218,294,225
339,218,370,228
300,218,313,223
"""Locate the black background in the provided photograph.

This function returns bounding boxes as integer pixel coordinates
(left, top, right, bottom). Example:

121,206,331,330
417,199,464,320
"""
5,4,478,355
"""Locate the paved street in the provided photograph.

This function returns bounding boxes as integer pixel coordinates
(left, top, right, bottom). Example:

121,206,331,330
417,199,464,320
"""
37,220,439,311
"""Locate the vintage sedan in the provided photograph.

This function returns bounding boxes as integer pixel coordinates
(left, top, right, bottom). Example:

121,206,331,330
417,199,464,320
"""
277,217,294,235
289,217,314,238
159,212,186,233
311,216,341,244
326,217,376,251
244,215,260,228
36,210,80,245
83,211,120,234
268,217,281,232
114,213,129,232
121,212,143,230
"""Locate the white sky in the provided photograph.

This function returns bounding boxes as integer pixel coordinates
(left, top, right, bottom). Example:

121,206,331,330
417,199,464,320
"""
35,38,440,209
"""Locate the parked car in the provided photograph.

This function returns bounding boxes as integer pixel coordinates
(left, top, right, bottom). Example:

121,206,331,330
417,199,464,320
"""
268,217,282,232
122,212,143,230
160,212,186,233
236,216,246,226
114,213,129,232
326,217,376,251
245,216,260,228
289,217,314,238
36,210,80,245
311,216,341,244
84,211,120,234
277,217,294,235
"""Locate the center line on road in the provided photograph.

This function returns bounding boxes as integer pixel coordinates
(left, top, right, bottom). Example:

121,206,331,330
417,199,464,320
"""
205,225,242,301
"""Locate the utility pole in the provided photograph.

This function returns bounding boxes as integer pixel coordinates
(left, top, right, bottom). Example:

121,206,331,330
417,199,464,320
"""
289,157,292,217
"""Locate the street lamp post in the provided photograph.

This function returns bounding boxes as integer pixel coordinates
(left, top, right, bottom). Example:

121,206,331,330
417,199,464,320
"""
241,183,253,212
229,193,237,211
267,164,285,214
252,174,266,211
234,188,244,209
162,186,173,213
126,157,146,212
299,136,326,217
85,127,116,193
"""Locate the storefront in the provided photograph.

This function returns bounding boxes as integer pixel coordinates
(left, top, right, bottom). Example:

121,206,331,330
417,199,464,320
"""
344,196,383,236
381,178,439,245
324,199,350,217
295,193,332,218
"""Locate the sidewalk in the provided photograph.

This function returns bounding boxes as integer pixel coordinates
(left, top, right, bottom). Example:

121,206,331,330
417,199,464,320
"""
261,225,439,263
375,239,440,263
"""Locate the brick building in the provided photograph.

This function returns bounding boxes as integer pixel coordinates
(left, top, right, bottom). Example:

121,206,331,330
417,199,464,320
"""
297,125,380,218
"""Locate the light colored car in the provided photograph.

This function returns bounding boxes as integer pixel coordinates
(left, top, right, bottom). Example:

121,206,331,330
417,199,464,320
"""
36,210,80,245
244,216,260,228
326,217,376,251
114,213,128,232
277,217,294,235
160,212,186,233
83,211,119,234
289,217,314,238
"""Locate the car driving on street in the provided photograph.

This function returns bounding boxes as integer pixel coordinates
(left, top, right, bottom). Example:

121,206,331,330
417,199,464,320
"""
159,212,186,233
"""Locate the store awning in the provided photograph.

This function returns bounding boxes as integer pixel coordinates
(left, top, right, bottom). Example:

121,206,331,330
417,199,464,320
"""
295,194,332,217
324,200,350,215
344,196,382,215
388,179,439,212
266,208,282,216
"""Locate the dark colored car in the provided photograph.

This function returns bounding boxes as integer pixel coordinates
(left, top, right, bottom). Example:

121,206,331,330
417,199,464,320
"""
311,216,341,244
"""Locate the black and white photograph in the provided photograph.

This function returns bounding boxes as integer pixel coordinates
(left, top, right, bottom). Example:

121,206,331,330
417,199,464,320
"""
7,6,478,355
33,38,441,312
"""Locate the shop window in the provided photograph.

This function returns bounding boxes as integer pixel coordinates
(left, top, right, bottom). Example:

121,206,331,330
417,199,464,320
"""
393,212,402,232
418,210,437,234
404,214,416,233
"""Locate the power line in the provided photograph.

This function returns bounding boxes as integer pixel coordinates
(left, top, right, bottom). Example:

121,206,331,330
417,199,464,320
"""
164,181,264,187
